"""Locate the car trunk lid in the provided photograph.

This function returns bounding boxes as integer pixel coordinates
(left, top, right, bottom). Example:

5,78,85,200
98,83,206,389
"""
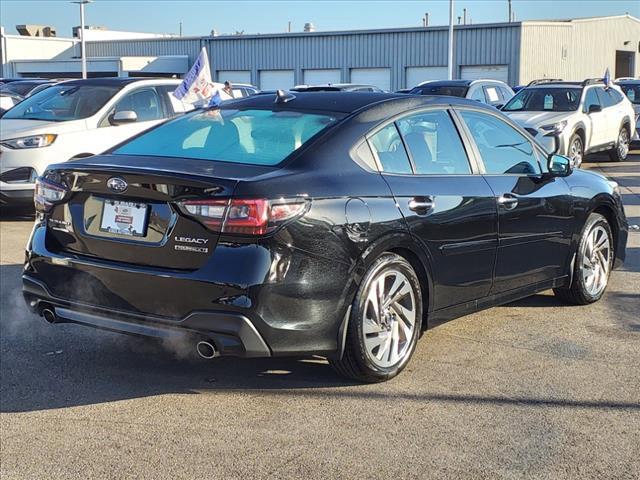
43,154,276,270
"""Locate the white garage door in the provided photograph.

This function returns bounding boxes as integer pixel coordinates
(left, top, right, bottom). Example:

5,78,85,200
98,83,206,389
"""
350,68,391,91
460,65,509,83
259,70,295,90
217,70,251,85
405,67,448,88
303,69,341,85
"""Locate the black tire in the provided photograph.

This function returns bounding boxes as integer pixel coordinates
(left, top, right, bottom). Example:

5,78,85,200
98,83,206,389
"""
329,252,423,383
554,213,614,305
567,132,584,167
608,126,630,162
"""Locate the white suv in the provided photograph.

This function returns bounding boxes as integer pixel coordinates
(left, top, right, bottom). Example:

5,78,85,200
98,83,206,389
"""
0,77,192,208
502,79,636,166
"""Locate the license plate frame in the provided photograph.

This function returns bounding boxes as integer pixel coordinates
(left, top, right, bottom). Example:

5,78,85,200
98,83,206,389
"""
99,199,149,238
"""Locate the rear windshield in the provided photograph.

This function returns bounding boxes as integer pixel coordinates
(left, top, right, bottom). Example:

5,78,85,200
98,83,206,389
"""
410,85,468,97
502,87,582,112
619,84,639,104
2,84,120,121
114,108,340,166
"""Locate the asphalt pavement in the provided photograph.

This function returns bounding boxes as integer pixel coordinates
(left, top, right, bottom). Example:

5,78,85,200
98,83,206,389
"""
1,152,639,479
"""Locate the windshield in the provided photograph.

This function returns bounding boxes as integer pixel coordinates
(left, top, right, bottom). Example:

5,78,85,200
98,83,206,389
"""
0,82,38,97
619,84,640,104
114,108,341,166
2,84,120,121
502,87,582,112
410,85,468,97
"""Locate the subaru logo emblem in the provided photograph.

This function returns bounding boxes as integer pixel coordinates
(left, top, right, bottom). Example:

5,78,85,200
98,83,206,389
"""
107,177,128,193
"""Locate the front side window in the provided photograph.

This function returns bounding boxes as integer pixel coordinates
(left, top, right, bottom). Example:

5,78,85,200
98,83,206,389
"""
114,108,340,166
108,88,164,123
368,123,413,174
2,85,120,121
502,87,581,112
460,110,541,175
469,87,486,102
396,110,471,175
583,87,601,112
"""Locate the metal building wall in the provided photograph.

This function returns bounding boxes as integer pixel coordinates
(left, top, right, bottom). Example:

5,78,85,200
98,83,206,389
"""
519,16,640,84
86,23,522,89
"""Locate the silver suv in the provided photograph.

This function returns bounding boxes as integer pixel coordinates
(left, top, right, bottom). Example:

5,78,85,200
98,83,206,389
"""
502,79,636,166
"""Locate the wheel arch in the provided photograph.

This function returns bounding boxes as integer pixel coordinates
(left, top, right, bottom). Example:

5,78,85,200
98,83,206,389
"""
589,196,620,262
335,232,434,360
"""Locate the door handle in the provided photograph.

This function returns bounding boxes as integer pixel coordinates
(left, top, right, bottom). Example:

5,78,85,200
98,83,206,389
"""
408,196,434,213
497,194,518,210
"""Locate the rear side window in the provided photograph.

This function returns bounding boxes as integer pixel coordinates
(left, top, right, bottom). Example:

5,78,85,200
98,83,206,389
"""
484,86,501,103
114,108,339,166
460,110,541,175
596,87,619,108
368,124,413,174
396,110,471,175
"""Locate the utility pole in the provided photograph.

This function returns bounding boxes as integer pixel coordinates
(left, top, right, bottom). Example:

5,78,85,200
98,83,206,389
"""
425,13,429,26
463,8,467,25
179,21,183,37
508,0,512,22
448,0,454,80
72,0,91,79
288,21,291,33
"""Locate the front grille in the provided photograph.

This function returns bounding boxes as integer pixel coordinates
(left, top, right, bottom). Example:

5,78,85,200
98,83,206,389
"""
525,128,538,137
0,167,37,183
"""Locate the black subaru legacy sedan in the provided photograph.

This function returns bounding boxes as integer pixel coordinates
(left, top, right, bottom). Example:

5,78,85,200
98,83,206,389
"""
23,91,628,382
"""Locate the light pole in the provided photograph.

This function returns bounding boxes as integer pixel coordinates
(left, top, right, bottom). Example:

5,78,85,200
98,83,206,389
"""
447,0,454,80
72,0,92,79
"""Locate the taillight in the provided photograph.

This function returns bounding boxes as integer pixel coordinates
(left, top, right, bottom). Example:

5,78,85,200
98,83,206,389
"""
177,198,308,236
34,177,68,212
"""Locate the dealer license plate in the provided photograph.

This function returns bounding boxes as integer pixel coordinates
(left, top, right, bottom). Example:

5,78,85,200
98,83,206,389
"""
100,200,148,237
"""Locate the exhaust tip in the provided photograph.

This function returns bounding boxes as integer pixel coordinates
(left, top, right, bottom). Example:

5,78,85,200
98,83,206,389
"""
196,340,217,360
42,308,57,324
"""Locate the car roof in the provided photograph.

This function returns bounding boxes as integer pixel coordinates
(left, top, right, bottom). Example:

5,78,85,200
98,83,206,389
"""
415,80,473,88
525,82,584,88
59,77,180,87
222,90,494,114
615,79,640,85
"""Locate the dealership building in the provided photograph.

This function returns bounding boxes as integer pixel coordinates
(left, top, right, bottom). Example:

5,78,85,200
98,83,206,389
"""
1,14,638,89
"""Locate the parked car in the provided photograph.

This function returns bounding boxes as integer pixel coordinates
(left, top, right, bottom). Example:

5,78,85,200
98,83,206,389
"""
408,79,515,108
502,79,636,166
0,79,60,98
23,91,627,382
615,78,640,142
230,83,259,97
0,77,192,208
291,83,383,92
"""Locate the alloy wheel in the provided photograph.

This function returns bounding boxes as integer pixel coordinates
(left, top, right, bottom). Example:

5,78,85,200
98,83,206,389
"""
362,269,417,369
581,225,611,297
618,128,629,159
569,138,583,166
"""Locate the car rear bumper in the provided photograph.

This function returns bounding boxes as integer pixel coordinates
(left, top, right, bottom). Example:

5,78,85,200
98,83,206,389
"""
23,275,271,357
23,223,353,357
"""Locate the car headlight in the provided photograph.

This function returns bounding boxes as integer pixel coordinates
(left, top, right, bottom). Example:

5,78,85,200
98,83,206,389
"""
1,134,57,149
539,120,567,135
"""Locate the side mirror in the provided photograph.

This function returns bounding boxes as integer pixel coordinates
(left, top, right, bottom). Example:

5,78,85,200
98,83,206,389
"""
109,110,138,126
548,154,572,176
588,104,602,114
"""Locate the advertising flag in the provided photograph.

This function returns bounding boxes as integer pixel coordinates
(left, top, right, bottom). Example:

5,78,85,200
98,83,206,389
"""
173,47,216,105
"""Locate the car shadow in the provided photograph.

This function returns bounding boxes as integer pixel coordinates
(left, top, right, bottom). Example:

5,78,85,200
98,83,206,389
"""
0,263,359,413
2,260,639,414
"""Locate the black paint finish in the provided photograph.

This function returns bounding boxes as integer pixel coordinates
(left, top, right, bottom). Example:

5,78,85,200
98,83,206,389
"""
23,93,628,358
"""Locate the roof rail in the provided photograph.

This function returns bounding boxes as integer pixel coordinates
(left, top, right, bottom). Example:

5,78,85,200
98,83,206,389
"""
582,78,605,86
526,78,563,87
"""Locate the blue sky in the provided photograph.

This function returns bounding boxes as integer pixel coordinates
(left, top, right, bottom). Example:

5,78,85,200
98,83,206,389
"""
1,0,638,37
